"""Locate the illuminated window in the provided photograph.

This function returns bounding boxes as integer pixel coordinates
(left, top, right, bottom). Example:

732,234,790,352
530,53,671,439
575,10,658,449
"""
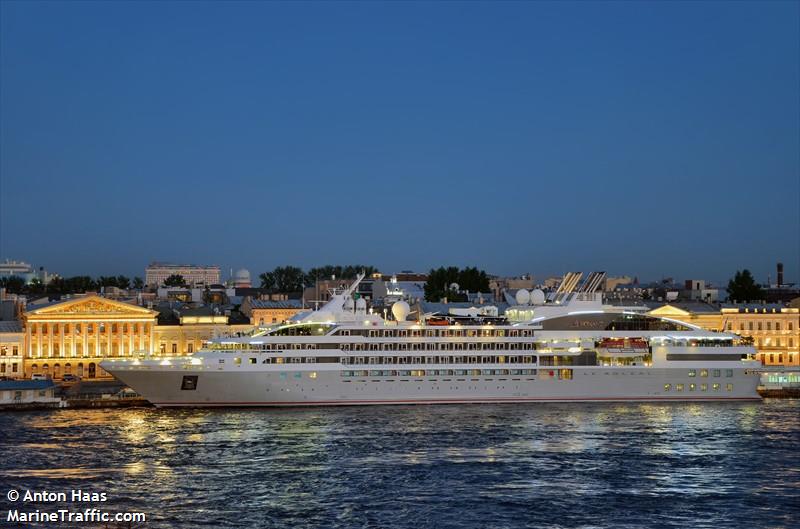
726,383,733,391
700,369,708,377
664,384,671,391
689,383,696,391
676,384,684,391
701,383,708,391
688,370,696,377
309,372,317,379
713,383,720,391
249,358,256,364
713,369,720,377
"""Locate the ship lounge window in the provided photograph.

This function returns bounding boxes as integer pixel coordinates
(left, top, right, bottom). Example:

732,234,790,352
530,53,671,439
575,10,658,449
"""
219,359,225,364
689,383,696,391
713,370,721,377
249,358,257,364
413,356,422,364
713,383,720,391
306,357,316,364
262,358,271,364
676,384,684,391
726,369,733,377
700,369,708,377
291,357,302,363
688,370,696,377
664,383,671,391
234,358,241,365
726,383,733,391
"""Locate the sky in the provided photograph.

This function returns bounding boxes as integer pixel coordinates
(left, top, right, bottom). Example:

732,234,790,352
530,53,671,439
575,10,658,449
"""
1,1,798,286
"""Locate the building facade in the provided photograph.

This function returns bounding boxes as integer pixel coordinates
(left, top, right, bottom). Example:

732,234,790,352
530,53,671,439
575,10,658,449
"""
648,303,799,367
23,295,158,379
0,321,24,378
721,305,799,366
241,298,304,326
145,262,221,287
153,309,252,355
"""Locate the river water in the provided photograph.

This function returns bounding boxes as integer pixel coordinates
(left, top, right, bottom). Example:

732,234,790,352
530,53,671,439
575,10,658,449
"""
1,400,799,528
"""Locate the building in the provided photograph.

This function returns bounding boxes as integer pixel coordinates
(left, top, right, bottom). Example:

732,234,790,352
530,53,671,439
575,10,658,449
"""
232,268,252,288
604,276,634,291
0,259,56,284
23,295,158,379
721,304,799,366
241,298,305,326
682,279,720,303
647,302,799,367
0,321,24,378
145,262,221,288
0,380,60,407
489,276,535,303
152,305,252,355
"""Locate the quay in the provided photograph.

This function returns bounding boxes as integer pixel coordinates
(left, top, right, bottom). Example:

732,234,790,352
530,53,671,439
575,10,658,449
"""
0,380,151,411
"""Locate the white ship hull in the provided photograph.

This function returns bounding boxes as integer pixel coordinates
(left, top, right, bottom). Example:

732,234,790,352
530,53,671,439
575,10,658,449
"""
106,365,761,407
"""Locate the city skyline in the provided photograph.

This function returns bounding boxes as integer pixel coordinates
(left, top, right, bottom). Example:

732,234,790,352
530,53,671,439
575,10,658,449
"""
1,2,798,284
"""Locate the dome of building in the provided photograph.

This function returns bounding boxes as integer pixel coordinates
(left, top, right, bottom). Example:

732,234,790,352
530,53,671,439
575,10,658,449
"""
233,268,252,287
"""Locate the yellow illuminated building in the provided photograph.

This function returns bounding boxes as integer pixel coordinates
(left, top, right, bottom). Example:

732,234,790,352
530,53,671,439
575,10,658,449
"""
648,303,800,367
721,306,799,366
23,295,158,379
152,310,252,356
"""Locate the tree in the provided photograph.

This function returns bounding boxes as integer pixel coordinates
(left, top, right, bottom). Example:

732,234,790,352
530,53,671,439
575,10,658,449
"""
0,275,25,294
132,277,144,290
272,266,305,292
727,269,764,303
259,271,276,290
116,275,131,290
163,274,188,287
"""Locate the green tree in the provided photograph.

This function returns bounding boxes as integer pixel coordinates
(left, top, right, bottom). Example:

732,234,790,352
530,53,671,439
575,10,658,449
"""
259,271,276,290
424,266,490,301
272,266,305,292
163,274,188,287
116,275,131,289
0,275,25,294
727,269,764,302
26,278,45,296
132,277,144,290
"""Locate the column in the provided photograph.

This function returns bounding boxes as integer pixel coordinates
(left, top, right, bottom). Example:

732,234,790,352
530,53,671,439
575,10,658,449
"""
47,324,52,359
26,323,32,359
149,323,154,356
59,323,65,358
118,321,125,356
106,322,112,357
128,323,134,354
94,322,100,358
36,323,42,358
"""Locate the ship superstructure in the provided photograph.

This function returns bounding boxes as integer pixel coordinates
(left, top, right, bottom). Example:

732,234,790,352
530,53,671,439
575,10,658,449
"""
102,273,762,406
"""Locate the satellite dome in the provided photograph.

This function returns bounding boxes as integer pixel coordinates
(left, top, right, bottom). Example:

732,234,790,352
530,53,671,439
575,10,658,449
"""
515,289,531,305
235,268,250,281
391,300,410,321
449,283,460,291
530,289,546,305
344,297,355,311
355,298,367,313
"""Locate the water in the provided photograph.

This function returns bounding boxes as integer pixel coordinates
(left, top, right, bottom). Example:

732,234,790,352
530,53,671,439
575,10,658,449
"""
1,400,799,529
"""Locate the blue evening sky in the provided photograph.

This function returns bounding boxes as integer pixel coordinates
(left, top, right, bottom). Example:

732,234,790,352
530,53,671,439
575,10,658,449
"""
1,1,798,285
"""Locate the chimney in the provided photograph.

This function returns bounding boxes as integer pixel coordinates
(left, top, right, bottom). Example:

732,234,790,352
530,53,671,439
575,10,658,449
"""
777,262,784,288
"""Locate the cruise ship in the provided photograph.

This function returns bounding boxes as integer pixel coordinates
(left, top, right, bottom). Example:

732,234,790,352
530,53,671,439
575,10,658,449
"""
102,272,762,407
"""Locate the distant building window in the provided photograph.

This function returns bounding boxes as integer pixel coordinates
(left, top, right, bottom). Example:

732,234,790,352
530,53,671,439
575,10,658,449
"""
188,343,194,354
776,323,781,331
172,344,178,354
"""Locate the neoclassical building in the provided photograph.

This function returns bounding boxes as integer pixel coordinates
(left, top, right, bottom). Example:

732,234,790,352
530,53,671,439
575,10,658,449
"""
647,302,799,367
23,295,158,379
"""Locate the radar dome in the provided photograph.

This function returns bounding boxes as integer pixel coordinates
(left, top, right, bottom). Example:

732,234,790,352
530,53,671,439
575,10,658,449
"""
344,297,355,311
530,289,546,305
449,283,460,291
355,298,367,313
515,289,531,305
391,300,410,321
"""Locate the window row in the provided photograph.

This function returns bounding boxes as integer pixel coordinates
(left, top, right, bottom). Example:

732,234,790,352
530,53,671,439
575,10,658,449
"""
664,383,732,392
688,369,733,378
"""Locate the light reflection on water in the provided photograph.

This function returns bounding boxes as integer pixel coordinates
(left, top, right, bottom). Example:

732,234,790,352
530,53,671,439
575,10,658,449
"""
0,401,798,529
